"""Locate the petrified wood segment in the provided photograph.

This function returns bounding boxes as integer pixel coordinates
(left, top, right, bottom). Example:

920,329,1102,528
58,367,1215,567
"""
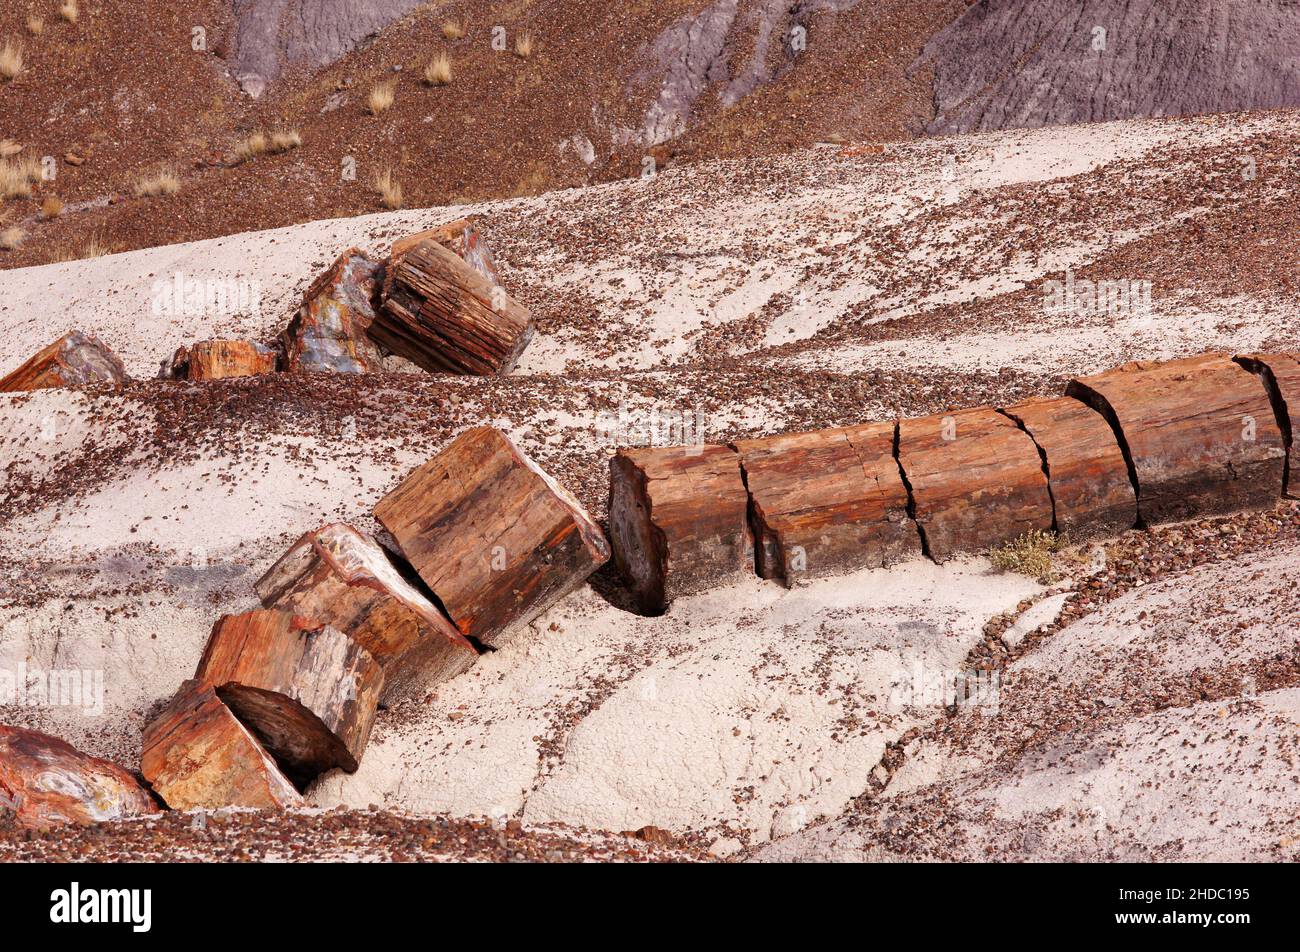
141,681,302,810
1066,355,1286,524
195,609,383,784
375,426,610,645
373,238,533,375
390,217,502,286
897,407,1053,561
167,339,279,380
1002,396,1137,538
1235,353,1300,498
609,444,753,614
733,422,919,585
256,523,478,705
282,248,386,374
0,725,155,829
0,331,128,393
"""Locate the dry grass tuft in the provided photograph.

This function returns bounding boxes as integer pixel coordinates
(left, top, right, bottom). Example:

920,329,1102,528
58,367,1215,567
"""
0,140,21,158
53,233,111,262
372,168,403,209
0,38,24,82
0,154,42,200
514,32,534,58
0,226,24,251
990,530,1068,583
367,80,396,115
26,16,44,35
41,194,64,219
133,169,181,198
423,53,452,86
60,0,78,25
234,131,268,163
269,129,302,153
441,20,464,40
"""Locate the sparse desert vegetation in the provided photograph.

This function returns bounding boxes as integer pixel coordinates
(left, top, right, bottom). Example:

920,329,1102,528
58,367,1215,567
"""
367,81,396,115
514,32,534,58
423,53,452,86
26,16,44,35
41,195,64,219
0,140,22,159
0,38,24,82
989,529,1067,582
269,129,303,153
60,0,79,25
133,169,181,198
234,131,268,163
0,154,42,200
441,20,465,40
372,167,403,209
53,233,111,261
0,225,24,251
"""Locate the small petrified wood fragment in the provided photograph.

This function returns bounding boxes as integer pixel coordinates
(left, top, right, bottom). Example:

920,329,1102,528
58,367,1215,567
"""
281,248,386,374
165,339,279,380
897,407,1053,561
733,422,919,585
0,331,129,393
141,681,302,809
195,609,383,784
372,239,533,375
1002,396,1137,538
1235,352,1300,498
609,444,753,614
1067,354,1285,524
256,523,478,705
0,725,155,829
375,426,610,644
390,217,502,286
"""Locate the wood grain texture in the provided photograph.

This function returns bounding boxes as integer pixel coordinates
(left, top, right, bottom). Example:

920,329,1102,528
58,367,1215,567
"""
141,680,303,809
168,339,279,380
608,444,753,614
0,330,128,392
390,218,502,286
1235,352,1300,498
375,426,610,645
281,248,385,374
256,522,477,705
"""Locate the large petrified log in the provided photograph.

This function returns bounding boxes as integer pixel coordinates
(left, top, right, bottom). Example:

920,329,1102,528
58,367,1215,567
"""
256,523,478,704
372,238,533,375
0,331,129,393
390,218,502,286
141,681,302,809
1002,396,1137,538
281,248,387,374
375,426,610,644
1066,355,1286,524
897,407,1053,561
1235,352,1300,498
194,609,383,784
0,725,155,829
608,444,753,614
162,339,279,381
732,422,920,585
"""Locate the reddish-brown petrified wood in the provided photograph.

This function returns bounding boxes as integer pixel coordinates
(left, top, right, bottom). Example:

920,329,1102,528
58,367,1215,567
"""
1235,352,1300,498
164,339,279,380
281,248,386,374
390,217,502,286
0,331,129,392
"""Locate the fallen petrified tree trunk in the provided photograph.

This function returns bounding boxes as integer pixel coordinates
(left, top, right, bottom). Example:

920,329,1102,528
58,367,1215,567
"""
194,609,383,784
897,407,1053,561
1066,354,1285,524
375,426,610,644
256,523,478,705
608,444,753,614
1002,396,1137,539
733,422,919,584
1235,352,1300,498
0,331,129,393
141,680,303,809
390,218,502,286
372,239,533,375
281,248,386,374
0,725,155,829
162,339,279,380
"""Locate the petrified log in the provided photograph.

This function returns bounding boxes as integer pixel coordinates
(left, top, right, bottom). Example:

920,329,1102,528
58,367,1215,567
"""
256,523,478,705
1002,396,1137,538
733,422,920,585
195,609,383,784
375,426,610,644
281,248,386,374
897,407,1053,561
390,217,502,286
1235,353,1300,498
0,725,155,829
164,339,279,381
372,238,533,375
0,331,128,393
1066,354,1285,524
141,681,302,809
608,444,753,614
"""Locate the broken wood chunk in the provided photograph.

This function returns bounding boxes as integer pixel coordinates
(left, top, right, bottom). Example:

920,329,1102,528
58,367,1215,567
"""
372,238,533,375
1002,395,1137,539
256,523,478,705
194,609,383,785
390,217,502,286
375,426,610,645
1067,354,1285,524
0,725,155,829
733,422,919,585
163,339,279,381
897,407,1053,561
609,444,753,614
1234,353,1300,498
0,331,129,393
282,248,387,374
141,680,302,810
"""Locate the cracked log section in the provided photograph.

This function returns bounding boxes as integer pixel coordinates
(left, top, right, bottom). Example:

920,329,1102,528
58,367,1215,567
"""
609,444,753,614
141,680,302,810
163,339,279,380
1003,396,1137,538
0,725,155,829
897,407,1053,561
373,238,533,375
194,609,383,786
733,422,919,585
281,248,386,374
391,218,502,286
375,426,610,645
256,522,478,705
0,330,129,392
1066,354,1286,525
1235,352,1300,498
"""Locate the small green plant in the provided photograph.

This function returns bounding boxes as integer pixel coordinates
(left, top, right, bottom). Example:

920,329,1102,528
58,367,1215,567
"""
990,530,1067,583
